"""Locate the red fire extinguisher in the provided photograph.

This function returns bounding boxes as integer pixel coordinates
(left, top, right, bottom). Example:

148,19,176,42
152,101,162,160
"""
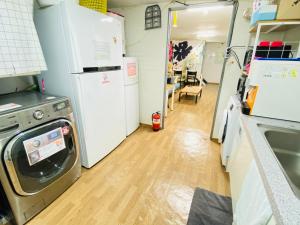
152,112,161,132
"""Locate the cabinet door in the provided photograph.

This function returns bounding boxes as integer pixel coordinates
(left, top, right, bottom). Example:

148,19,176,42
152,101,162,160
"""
0,1,46,78
229,121,275,225
227,121,254,211
234,161,273,225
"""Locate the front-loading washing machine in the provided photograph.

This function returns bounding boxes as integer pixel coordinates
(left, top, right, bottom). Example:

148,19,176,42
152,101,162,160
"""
0,92,81,225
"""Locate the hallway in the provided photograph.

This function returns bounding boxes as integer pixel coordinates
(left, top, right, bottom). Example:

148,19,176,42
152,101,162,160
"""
28,84,230,225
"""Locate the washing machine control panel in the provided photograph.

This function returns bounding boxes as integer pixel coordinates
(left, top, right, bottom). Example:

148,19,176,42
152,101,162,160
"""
19,99,71,129
0,98,72,138
33,110,44,120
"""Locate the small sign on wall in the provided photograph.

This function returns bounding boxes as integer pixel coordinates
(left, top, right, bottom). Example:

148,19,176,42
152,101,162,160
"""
127,63,137,77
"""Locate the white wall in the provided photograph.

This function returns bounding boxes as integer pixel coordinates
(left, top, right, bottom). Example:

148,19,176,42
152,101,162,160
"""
202,42,226,83
111,1,230,125
112,3,169,125
112,0,252,128
211,0,252,138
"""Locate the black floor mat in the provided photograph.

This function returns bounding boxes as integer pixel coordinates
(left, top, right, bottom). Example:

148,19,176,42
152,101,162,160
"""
187,188,233,225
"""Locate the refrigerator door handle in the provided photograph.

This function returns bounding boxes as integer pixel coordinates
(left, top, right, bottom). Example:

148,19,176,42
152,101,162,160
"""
83,66,121,73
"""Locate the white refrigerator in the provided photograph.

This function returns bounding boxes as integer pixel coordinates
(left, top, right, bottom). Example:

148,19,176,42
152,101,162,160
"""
34,0,126,168
123,57,140,136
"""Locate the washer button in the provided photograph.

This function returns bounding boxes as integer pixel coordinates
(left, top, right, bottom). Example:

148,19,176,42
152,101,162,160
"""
33,110,44,120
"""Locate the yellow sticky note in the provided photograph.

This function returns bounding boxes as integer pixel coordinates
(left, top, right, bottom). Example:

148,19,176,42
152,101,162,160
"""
290,69,298,78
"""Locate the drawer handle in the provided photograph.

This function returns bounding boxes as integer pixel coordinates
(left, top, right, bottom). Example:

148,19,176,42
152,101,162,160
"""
0,124,19,133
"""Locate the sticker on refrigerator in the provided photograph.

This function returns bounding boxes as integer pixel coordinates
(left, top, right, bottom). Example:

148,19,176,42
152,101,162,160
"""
0,103,22,112
23,128,66,166
101,73,111,85
94,40,111,61
127,63,136,77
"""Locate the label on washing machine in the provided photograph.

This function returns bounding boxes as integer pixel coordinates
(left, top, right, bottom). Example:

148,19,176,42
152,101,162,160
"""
0,103,22,112
23,128,66,166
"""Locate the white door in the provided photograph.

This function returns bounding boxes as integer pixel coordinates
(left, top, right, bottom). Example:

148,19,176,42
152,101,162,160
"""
64,1,123,72
75,71,126,168
125,84,140,136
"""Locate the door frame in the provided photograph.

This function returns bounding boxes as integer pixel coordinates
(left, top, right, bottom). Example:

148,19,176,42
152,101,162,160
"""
161,0,239,133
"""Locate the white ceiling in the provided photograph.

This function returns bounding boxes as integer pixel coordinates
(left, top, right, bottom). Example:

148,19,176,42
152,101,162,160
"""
108,0,170,8
171,5,233,42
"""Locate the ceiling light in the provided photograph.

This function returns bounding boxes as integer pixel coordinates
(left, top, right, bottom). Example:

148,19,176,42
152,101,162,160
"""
196,30,218,38
172,11,178,28
198,25,216,30
187,5,226,12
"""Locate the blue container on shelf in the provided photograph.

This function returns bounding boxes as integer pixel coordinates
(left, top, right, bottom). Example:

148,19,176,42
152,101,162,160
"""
250,5,278,26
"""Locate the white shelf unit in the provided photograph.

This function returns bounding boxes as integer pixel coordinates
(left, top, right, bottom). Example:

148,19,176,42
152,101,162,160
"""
241,20,300,103
249,20,300,61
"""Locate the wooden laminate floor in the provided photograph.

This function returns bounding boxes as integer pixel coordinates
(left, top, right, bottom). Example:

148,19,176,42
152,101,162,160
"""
28,84,230,225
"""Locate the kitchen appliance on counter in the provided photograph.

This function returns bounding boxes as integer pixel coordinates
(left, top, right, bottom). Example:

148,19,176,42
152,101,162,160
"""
246,59,300,122
0,92,81,225
236,74,248,102
34,1,126,168
123,57,140,136
219,95,242,169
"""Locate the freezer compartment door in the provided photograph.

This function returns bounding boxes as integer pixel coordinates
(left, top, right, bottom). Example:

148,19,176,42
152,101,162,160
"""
125,84,140,136
64,1,123,73
75,71,126,168
123,57,138,85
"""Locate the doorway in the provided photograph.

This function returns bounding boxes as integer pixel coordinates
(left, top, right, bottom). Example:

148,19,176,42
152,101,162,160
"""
162,1,236,135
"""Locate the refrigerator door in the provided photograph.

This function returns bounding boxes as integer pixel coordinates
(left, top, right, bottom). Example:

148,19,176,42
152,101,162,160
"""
74,71,126,168
107,12,126,56
125,84,140,136
63,1,123,73
123,57,138,85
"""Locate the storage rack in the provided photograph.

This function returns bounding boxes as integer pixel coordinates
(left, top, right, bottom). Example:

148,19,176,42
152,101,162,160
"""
238,20,300,104
248,20,300,61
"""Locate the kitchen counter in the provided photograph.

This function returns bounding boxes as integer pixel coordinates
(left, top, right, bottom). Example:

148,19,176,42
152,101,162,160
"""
241,115,300,225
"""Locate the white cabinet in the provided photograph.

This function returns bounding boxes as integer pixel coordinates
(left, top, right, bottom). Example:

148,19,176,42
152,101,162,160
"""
228,120,275,225
227,119,254,210
0,1,46,78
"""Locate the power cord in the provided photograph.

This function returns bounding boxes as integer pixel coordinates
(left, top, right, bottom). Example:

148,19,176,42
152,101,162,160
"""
226,47,242,69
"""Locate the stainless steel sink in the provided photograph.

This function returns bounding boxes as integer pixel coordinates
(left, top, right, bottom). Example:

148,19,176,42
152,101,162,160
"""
259,124,300,198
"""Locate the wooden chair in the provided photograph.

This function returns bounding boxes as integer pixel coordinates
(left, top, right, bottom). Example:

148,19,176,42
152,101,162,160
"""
186,71,197,86
174,70,185,89
198,73,206,86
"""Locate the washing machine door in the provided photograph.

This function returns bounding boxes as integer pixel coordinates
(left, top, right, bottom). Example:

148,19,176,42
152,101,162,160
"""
3,119,78,196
